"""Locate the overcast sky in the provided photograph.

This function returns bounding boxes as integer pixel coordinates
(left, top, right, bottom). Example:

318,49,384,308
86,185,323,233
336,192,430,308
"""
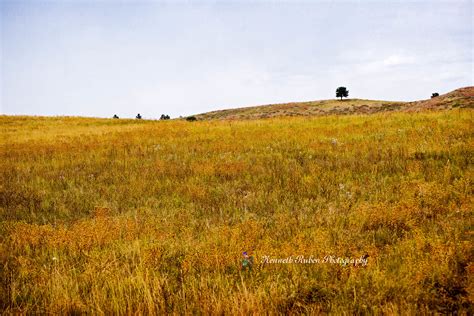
1,0,472,118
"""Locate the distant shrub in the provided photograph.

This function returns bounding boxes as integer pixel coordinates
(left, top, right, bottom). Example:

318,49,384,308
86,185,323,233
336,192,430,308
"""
431,93,439,98
113,114,119,119
136,113,142,119
160,114,170,120
186,116,197,122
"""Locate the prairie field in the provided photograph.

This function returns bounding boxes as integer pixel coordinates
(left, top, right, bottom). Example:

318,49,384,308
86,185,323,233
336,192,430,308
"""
0,110,473,314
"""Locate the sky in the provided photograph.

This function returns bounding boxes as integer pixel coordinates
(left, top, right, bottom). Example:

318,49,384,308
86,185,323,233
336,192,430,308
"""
1,0,472,119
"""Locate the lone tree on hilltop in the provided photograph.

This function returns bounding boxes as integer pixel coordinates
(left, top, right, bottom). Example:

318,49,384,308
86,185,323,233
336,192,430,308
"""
160,114,170,120
336,87,349,100
431,93,439,98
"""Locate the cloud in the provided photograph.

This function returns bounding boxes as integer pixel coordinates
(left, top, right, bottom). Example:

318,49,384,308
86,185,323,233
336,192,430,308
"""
382,54,416,67
349,53,417,75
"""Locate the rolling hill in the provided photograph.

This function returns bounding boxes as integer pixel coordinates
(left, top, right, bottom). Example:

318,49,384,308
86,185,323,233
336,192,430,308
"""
194,86,474,120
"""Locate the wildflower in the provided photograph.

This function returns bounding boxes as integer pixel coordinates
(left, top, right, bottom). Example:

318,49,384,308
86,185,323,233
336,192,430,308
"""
241,251,254,271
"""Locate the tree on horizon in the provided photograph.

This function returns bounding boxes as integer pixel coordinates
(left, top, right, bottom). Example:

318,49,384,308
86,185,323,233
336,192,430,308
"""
336,87,349,100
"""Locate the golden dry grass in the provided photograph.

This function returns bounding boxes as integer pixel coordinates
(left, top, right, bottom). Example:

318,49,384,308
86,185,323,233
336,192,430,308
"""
1,110,473,314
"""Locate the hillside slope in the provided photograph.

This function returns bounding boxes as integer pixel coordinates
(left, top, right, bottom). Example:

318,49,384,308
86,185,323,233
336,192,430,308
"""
194,86,474,120
404,86,474,111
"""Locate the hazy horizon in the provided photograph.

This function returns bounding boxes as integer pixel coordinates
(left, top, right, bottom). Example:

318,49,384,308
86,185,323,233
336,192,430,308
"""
1,0,472,119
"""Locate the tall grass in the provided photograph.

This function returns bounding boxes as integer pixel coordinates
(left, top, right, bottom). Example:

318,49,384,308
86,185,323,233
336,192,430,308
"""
1,110,473,313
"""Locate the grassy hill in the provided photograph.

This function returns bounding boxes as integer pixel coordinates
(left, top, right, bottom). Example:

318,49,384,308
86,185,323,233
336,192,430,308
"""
0,98,473,313
194,86,474,120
